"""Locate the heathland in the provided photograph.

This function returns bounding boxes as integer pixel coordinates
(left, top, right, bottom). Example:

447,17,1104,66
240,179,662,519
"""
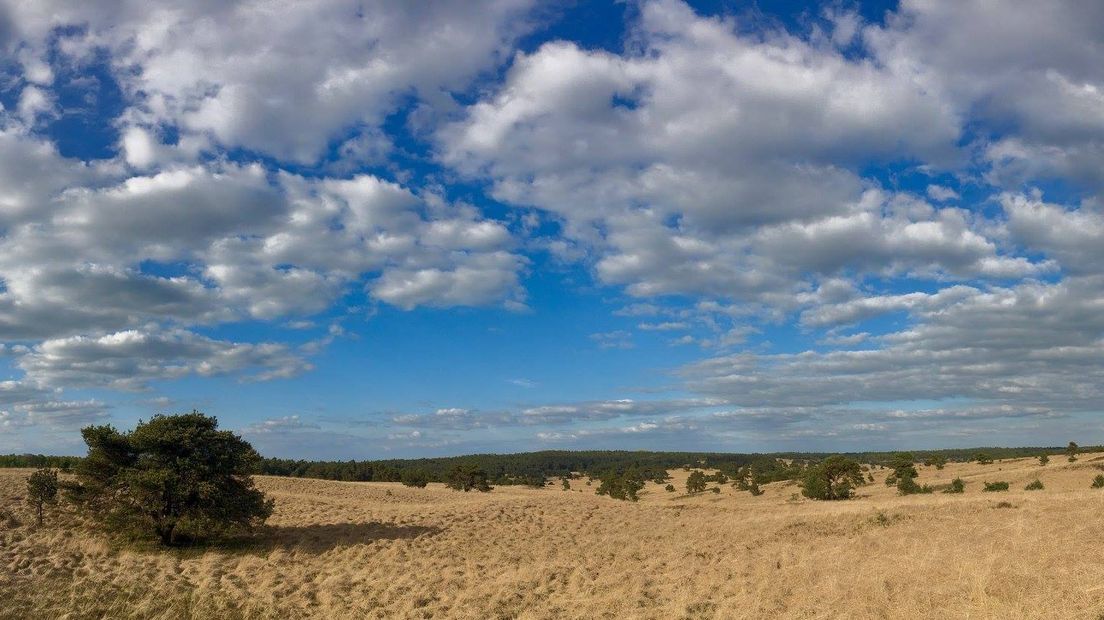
3,453,1104,619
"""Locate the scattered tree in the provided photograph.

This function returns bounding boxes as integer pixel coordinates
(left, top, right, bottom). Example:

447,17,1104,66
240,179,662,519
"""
561,477,570,491
801,455,865,501
400,469,429,488
982,481,1010,492
445,464,492,492
595,473,644,501
975,452,994,465
1067,442,1079,462
748,481,764,496
65,412,273,546
686,470,708,494
26,468,58,526
1038,454,1049,466
922,454,947,470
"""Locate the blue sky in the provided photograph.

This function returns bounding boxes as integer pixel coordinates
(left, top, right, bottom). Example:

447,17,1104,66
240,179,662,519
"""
1,0,1102,458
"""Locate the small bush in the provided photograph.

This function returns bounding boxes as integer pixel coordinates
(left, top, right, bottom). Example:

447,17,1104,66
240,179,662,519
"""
943,478,965,494
975,452,994,465
896,476,933,495
1091,475,1104,489
994,501,1014,509
665,483,675,492
983,481,1009,492
1038,454,1049,466
748,481,764,496
710,487,720,494
1024,479,1044,491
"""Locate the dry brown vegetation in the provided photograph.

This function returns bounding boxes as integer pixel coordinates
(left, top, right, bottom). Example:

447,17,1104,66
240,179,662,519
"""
3,453,1104,619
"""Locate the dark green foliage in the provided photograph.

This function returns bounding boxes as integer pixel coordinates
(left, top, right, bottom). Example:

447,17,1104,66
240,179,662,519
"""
0,454,81,470
561,477,570,490
922,454,947,469
400,469,429,488
982,481,1010,492
801,455,865,501
975,452,994,465
1067,441,1079,462
897,476,934,495
444,464,492,492
595,472,644,501
65,412,273,546
665,483,675,492
710,487,721,494
26,468,58,526
943,478,965,494
1091,475,1104,489
686,470,708,494
1024,479,1044,491
748,481,763,496
1038,454,1049,466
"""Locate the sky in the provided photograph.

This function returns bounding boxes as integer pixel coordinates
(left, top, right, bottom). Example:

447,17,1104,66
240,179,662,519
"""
0,0,1102,459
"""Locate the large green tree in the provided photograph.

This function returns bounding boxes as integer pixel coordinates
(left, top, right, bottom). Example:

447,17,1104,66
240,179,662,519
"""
801,455,865,500
445,464,492,492
66,412,273,546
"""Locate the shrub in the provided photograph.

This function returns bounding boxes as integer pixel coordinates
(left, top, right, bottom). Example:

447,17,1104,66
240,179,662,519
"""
686,470,708,494
1038,454,1049,466
1091,475,1104,489
748,481,763,496
1067,441,1079,462
943,478,965,494
710,487,721,494
445,464,492,492
1024,479,1044,491
65,412,273,546
801,455,865,501
982,481,1010,492
26,468,59,526
975,452,994,465
400,469,429,488
994,501,1014,509
562,477,570,491
665,483,675,492
897,476,933,495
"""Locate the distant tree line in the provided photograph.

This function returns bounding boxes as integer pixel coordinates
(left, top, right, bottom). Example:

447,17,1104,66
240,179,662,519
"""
6,445,1099,492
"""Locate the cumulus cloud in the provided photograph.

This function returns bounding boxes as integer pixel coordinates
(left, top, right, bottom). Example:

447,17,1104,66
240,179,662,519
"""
3,0,538,163
17,329,312,391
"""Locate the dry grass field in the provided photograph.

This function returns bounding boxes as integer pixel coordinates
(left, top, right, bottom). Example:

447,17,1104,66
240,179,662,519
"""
3,453,1104,619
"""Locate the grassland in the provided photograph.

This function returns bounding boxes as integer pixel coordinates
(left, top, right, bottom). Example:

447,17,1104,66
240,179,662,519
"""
3,453,1104,619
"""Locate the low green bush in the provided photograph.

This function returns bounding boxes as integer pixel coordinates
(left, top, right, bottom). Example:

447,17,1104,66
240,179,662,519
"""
1024,479,1044,491
983,481,1009,492
942,478,965,493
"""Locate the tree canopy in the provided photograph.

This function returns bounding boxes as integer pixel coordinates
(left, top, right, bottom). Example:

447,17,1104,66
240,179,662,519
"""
801,455,865,500
65,412,273,546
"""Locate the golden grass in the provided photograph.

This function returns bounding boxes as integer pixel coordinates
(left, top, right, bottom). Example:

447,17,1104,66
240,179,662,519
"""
3,454,1104,619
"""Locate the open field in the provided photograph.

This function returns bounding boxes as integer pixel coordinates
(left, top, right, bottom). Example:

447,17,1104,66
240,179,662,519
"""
3,454,1104,619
